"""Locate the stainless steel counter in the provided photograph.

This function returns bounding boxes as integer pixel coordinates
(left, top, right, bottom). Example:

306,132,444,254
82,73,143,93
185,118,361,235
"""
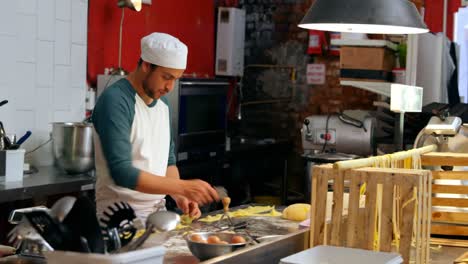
1,204,467,263
152,206,306,264
0,166,94,203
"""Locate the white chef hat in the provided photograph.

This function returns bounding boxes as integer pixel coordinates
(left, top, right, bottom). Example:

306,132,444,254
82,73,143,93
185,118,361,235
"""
140,32,188,70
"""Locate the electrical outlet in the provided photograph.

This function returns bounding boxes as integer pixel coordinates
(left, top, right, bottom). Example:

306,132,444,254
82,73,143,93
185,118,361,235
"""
142,0,151,4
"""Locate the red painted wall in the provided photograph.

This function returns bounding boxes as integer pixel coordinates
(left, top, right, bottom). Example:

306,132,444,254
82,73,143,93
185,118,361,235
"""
87,0,215,87
424,0,461,39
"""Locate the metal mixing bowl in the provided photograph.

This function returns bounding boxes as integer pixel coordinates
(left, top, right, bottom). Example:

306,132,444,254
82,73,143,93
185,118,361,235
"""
52,122,94,174
185,232,249,260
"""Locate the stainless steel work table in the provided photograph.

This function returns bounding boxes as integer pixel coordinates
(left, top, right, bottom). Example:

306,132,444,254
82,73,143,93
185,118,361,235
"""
0,166,94,203
151,206,468,264
1,204,468,263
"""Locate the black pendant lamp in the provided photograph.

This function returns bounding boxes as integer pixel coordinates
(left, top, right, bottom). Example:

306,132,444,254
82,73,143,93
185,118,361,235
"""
298,0,428,34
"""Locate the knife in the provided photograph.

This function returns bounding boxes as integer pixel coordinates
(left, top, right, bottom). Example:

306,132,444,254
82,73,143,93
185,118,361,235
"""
214,186,228,200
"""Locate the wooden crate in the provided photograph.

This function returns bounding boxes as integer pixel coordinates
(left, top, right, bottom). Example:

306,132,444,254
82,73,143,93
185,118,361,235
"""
455,251,468,264
421,152,468,244
311,165,431,264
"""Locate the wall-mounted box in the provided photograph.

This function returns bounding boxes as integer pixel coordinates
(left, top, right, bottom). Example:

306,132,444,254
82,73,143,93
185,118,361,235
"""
215,7,246,77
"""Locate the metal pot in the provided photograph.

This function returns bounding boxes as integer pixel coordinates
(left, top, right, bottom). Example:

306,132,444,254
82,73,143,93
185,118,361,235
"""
52,122,94,174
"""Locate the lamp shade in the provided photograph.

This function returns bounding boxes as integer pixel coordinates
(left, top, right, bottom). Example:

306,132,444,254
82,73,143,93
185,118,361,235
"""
117,0,142,11
298,0,428,34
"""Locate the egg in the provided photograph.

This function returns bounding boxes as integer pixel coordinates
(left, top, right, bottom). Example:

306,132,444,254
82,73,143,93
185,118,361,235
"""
230,235,246,244
217,241,229,245
190,234,205,243
207,235,221,244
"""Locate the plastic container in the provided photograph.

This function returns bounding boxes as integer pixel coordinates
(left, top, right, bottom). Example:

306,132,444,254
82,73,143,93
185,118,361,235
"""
44,246,166,264
280,245,403,264
0,149,25,182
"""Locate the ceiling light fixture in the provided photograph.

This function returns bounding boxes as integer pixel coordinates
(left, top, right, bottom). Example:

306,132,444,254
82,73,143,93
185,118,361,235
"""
298,0,429,34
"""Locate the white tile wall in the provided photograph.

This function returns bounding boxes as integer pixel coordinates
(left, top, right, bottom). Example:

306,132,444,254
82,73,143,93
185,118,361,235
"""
0,36,17,85
38,0,56,41
17,14,37,63
0,7,17,36
53,65,72,111
55,20,71,65
14,62,36,110
56,0,71,21
36,41,54,87
71,0,87,45
0,0,88,166
17,0,37,15
71,44,87,88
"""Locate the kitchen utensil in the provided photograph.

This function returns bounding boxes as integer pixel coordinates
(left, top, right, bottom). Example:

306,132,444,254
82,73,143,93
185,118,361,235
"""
185,232,248,261
0,121,11,149
16,131,32,145
49,196,77,222
217,221,247,232
242,229,260,244
214,186,228,200
217,197,234,226
8,198,76,246
23,210,81,252
7,202,71,252
106,228,122,252
6,134,16,144
5,134,21,150
115,211,180,253
52,122,94,174
256,235,283,243
61,196,105,253
100,202,137,248
147,210,181,232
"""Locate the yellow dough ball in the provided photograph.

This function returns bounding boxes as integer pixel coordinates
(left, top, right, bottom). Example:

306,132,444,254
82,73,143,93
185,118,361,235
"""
282,203,311,221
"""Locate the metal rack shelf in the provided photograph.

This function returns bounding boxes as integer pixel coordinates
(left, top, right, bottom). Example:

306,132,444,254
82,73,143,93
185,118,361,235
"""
340,80,423,113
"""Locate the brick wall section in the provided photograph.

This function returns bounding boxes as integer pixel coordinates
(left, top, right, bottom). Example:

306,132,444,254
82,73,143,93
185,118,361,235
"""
225,0,377,196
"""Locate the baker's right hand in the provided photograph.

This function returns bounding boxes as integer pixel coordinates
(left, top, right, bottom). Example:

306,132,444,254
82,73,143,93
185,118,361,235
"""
180,179,219,205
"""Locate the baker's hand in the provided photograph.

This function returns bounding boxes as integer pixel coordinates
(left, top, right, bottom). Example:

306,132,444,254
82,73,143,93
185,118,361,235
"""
180,179,219,205
171,195,201,219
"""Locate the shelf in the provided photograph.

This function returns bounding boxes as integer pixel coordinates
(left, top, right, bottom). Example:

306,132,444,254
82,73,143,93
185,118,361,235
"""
340,80,392,96
331,39,398,51
340,80,423,112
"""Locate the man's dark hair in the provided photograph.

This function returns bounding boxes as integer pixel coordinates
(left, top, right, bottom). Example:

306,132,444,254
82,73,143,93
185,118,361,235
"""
138,58,158,71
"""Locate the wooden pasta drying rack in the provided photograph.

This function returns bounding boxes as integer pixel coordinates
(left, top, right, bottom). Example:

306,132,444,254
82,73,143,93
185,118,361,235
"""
310,164,431,264
421,152,468,247
310,145,468,263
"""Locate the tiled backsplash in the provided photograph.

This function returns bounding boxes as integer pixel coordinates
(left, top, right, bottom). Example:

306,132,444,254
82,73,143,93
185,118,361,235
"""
0,0,88,166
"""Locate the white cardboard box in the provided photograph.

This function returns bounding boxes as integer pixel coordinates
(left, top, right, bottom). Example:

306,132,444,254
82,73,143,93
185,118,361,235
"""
44,246,166,264
280,245,403,264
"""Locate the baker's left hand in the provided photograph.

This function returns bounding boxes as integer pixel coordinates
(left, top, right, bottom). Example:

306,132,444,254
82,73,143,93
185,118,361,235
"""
172,195,201,219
